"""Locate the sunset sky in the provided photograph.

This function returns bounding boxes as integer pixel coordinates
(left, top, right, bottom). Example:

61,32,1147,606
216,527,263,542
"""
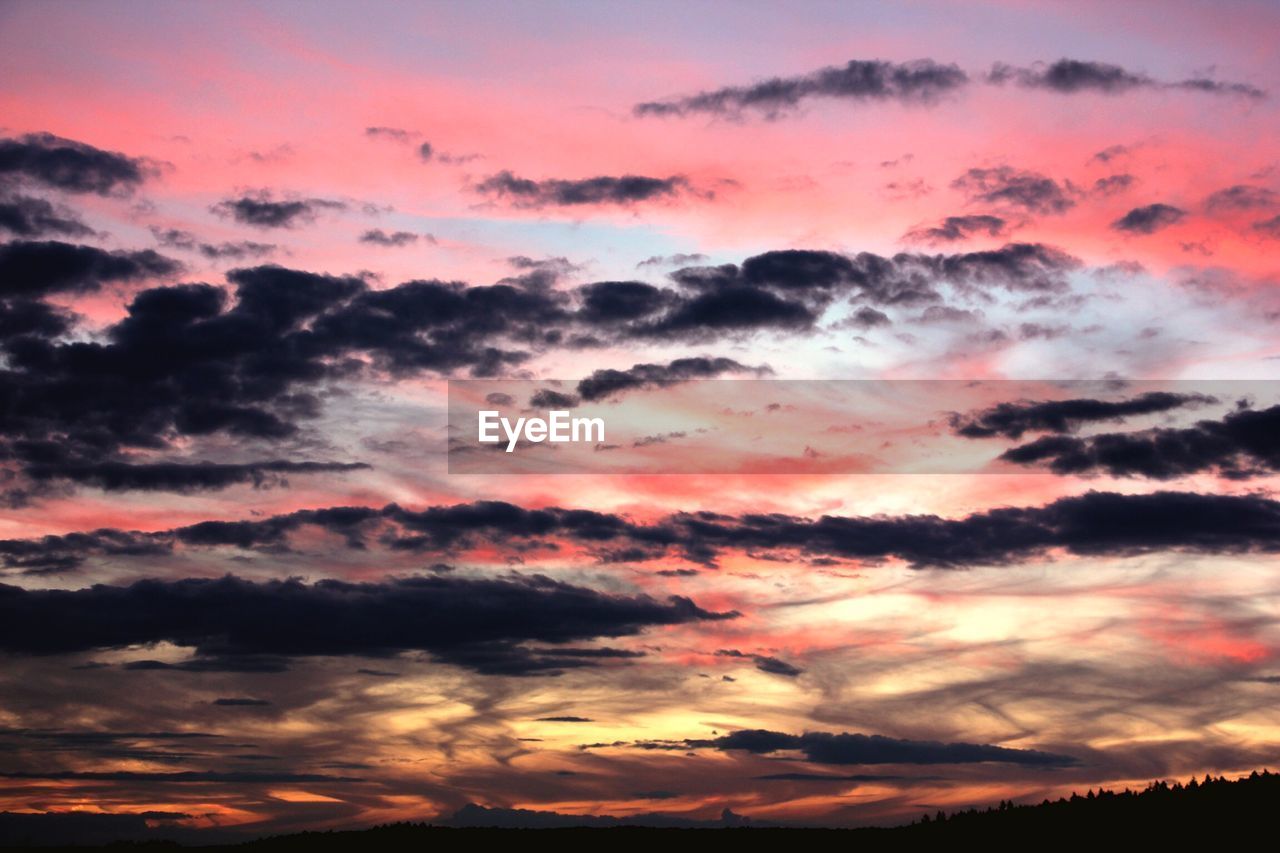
3,0,1280,842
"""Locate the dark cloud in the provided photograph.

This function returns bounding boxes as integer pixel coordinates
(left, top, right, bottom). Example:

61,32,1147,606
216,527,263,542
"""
632,431,686,448
0,297,72,345
638,284,816,337
999,403,1280,479
13,489,1280,574
716,649,804,677
0,500,650,571
198,241,276,261
871,244,1057,296
0,770,360,783
0,574,733,674
738,249,861,291
952,167,1076,215
528,388,580,408
950,392,1214,439
1112,203,1185,234
23,459,370,493
637,253,708,268
916,243,1080,294
0,260,383,494
358,229,422,247
212,698,271,707
905,214,1007,243
1175,77,1267,98
750,656,804,677
379,501,658,554
847,306,891,328
211,192,346,228
1203,185,1278,211
418,142,434,161
0,243,1083,497
306,274,564,375
916,305,981,324
689,729,1074,766
364,126,417,142
503,255,580,286
576,280,670,324
588,245,1077,342
0,259,567,496
635,59,968,117
475,172,691,207
1016,322,1070,340
1090,144,1131,164
988,59,1265,99
123,655,290,673
0,728,222,747
664,490,1280,567
448,803,753,828
988,59,1151,93
576,357,770,402
0,132,148,195
0,239,180,297
1091,174,1136,196
149,227,275,260
756,772,911,782
0,194,94,238
535,716,594,723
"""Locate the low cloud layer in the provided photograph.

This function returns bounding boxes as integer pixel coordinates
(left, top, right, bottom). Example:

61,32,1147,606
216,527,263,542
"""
951,392,1214,439
999,403,1280,479
0,574,733,674
685,729,1075,766
0,241,1086,498
8,490,1280,573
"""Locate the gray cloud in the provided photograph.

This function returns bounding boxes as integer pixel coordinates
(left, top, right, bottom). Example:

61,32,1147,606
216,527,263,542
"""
635,59,968,117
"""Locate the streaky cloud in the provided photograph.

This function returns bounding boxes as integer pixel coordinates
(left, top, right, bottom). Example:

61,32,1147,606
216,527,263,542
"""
635,59,968,118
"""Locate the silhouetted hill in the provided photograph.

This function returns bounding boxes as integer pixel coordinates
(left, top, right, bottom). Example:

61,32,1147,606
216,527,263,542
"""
3,770,1278,848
